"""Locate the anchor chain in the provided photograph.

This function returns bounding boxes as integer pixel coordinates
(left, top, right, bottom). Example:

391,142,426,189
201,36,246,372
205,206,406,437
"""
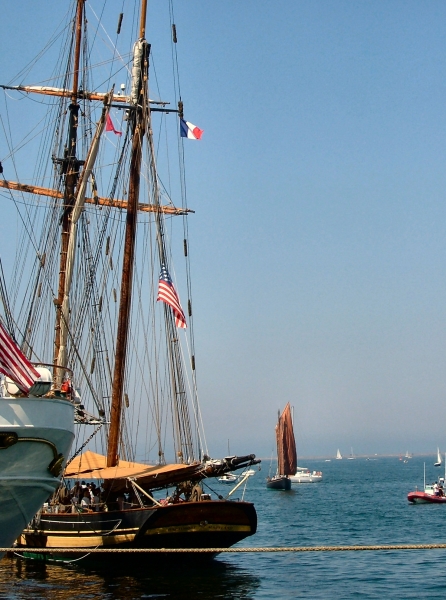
65,423,103,467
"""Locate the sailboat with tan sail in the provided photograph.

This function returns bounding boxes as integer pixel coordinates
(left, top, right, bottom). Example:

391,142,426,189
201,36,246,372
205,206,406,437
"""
1,0,260,563
266,403,297,490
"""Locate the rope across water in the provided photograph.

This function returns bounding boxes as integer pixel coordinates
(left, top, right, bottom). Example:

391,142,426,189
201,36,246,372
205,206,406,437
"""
5,544,446,554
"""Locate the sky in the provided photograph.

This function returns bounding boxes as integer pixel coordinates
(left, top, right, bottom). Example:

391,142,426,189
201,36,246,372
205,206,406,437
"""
2,1,446,460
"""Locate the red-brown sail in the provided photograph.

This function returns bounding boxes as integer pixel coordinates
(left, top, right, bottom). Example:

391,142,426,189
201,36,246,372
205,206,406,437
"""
276,403,297,476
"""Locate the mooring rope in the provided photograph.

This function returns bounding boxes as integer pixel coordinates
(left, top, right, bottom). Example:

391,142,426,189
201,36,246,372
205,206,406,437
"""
4,544,446,554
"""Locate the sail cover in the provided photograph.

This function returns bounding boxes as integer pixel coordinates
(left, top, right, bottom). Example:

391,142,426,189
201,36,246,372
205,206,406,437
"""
276,403,297,476
64,450,203,489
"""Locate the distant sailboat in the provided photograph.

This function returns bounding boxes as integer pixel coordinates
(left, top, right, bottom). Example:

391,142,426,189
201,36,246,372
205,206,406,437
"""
336,449,342,460
266,403,297,490
347,447,356,460
434,447,442,467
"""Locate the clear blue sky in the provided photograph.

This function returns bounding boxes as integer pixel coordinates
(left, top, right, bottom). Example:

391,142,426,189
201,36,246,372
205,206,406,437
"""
2,1,446,460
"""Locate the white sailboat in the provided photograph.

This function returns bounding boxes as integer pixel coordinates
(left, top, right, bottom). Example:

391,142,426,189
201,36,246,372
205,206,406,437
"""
347,447,356,460
434,447,442,467
336,449,343,460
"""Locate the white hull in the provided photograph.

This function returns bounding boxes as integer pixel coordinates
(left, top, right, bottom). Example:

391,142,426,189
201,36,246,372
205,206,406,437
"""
289,470,323,483
0,397,74,553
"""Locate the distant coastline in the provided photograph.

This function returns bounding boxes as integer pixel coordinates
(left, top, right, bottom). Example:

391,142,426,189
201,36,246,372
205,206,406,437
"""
259,453,436,460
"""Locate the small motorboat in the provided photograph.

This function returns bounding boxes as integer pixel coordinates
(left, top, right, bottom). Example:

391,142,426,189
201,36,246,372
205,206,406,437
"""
407,463,446,504
218,468,256,484
408,489,446,504
218,473,238,484
289,468,323,483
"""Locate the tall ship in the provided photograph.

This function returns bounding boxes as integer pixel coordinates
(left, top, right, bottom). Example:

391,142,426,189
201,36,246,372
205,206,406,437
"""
1,0,259,562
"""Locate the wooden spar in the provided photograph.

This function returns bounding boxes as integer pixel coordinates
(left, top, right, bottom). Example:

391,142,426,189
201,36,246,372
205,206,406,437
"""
0,85,169,106
53,0,84,374
0,180,194,215
107,0,148,468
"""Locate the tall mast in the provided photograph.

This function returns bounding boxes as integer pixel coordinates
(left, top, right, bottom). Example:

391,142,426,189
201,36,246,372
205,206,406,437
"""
107,0,148,467
53,0,84,377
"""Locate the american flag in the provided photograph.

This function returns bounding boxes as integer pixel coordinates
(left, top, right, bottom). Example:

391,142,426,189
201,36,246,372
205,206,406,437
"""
157,265,187,329
0,322,40,393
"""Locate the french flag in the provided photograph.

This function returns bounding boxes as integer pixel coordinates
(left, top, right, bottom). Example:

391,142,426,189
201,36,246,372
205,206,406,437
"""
180,119,203,140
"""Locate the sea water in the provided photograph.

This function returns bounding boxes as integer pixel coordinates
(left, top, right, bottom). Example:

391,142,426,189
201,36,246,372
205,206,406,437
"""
0,456,445,599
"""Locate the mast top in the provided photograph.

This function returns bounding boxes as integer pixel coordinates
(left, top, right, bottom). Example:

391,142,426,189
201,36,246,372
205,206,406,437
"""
71,0,85,104
139,0,148,40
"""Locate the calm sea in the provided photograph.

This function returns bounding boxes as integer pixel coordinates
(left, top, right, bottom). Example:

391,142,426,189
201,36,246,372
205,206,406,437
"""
1,456,445,599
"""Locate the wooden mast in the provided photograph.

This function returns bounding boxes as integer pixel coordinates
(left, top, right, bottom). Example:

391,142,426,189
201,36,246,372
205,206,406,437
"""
53,0,84,376
107,0,148,467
